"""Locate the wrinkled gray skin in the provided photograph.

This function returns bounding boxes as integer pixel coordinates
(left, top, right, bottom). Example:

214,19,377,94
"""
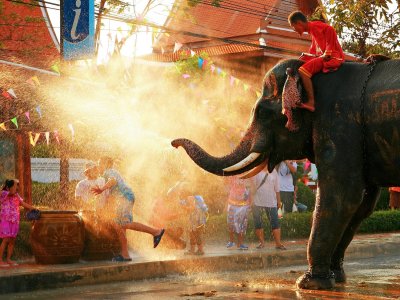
171,58,400,289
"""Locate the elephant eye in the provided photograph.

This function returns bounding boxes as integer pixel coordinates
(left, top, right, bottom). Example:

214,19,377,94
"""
257,106,271,120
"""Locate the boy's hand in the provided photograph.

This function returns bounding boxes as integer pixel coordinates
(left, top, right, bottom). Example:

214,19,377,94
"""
91,186,103,195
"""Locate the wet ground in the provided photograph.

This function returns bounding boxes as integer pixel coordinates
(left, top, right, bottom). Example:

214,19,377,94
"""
4,253,400,299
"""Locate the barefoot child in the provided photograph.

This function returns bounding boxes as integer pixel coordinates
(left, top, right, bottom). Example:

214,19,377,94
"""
0,179,37,267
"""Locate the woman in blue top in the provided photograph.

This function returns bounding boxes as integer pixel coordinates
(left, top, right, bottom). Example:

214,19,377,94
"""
92,156,164,261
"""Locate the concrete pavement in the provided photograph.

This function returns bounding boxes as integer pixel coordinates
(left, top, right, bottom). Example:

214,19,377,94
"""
0,232,399,294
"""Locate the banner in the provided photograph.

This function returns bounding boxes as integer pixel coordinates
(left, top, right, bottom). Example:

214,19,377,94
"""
61,0,95,60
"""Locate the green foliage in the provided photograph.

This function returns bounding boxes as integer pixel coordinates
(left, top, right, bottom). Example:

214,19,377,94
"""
205,209,400,244
296,182,316,211
321,1,400,57
32,181,78,210
359,210,400,232
376,188,390,211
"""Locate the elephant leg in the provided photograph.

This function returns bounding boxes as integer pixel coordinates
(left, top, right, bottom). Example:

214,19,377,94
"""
296,178,365,290
330,185,380,283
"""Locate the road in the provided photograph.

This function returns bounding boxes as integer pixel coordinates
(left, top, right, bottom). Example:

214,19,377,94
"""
4,253,400,299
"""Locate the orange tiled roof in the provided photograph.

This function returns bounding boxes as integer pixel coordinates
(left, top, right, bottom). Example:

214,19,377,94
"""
148,43,262,62
153,0,322,61
157,0,278,47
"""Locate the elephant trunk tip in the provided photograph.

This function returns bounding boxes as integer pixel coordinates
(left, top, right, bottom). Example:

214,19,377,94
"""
171,139,183,148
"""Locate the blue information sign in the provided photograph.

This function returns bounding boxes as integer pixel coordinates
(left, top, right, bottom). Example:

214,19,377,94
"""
61,0,95,60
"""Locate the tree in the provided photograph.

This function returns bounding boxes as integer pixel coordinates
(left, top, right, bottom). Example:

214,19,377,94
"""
322,0,400,58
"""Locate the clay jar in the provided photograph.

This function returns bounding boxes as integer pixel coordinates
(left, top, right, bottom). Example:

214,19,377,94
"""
30,210,85,264
81,210,121,261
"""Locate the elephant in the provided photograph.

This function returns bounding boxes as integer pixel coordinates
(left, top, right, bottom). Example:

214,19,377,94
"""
171,57,400,290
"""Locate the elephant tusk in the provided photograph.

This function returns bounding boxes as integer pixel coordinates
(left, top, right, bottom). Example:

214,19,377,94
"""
223,152,261,172
239,159,268,179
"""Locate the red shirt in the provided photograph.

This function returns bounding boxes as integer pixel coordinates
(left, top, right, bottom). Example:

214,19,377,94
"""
308,21,344,60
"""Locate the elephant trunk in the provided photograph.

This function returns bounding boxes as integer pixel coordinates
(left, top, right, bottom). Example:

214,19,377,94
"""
171,129,265,176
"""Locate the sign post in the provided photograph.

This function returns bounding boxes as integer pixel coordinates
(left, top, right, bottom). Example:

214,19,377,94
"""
61,0,95,60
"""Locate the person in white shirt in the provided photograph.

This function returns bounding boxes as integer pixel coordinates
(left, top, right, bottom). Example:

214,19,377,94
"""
278,160,297,213
75,162,107,211
251,166,286,250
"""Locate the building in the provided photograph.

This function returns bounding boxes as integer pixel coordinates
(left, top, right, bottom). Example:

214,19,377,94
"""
147,0,353,86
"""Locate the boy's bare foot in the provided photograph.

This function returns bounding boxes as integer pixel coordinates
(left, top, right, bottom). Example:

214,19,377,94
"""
297,103,315,112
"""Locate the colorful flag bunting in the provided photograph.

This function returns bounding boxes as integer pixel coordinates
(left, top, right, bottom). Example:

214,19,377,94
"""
230,75,235,86
51,64,60,74
32,76,40,86
11,117,18,128
7,89,17,98
190,50,196,57
173,42,183,53
1,90,11,99
198,57,204,69
217,68,221,75
182,74,190,79
36,106,42,118
0,123,6,130
256,91,261,98
45,132,50,145
54,130,60,144
26,78,35,87
210,65,215,73
25,111,31,123
243,84,249,92
68,123,75,141
221,71,227,78
29,132,41,146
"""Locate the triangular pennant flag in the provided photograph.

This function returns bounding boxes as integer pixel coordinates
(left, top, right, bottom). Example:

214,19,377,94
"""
24,111,31,123
54,130,60,144
210,65,216,73
35,106,42,118
68,123,75,141
256,91,261,98
11,117,18,128
243,84,249,92
26,78,35,87
29,132,41,146
230,75,235,86
32,76,40,86
190,50,196,57
198,57,204,69
7,88,17,98
173,42,183,53
34,133,40,145
45,132,50,145
51,64,60,74
217,67,221,75
182,74,190,79
1,90,11,99
0,123,6,130
28,132,34,146
221,71,227,78
235,78,240,86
